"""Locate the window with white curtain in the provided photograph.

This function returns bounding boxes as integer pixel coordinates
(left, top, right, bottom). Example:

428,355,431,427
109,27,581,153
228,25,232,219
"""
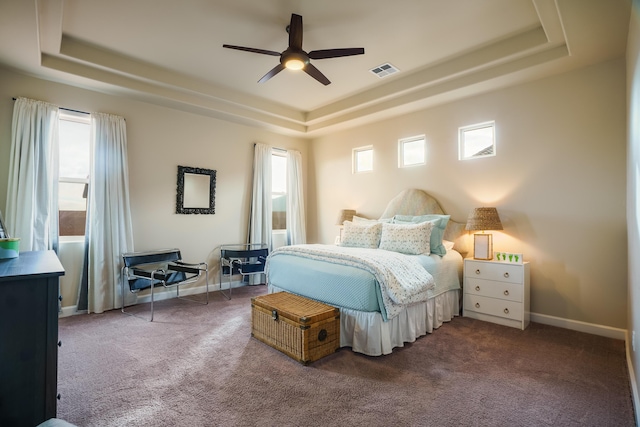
272,151,287,230
58,111,90,237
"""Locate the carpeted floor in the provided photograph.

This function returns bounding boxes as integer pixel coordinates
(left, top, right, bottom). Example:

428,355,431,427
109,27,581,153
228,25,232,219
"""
57,286,635,427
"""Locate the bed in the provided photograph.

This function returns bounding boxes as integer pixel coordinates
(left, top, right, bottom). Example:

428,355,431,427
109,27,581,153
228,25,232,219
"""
266,189,469,356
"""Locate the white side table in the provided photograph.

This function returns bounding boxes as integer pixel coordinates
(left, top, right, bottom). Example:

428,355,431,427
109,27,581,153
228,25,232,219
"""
462,258,530,330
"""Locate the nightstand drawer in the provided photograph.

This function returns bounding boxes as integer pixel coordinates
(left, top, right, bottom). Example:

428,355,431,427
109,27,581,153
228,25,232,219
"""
464,294,523,320
465,260,522,284
465,277,523,302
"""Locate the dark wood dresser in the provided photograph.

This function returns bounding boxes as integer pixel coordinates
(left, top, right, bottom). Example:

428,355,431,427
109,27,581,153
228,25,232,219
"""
0,251,65,427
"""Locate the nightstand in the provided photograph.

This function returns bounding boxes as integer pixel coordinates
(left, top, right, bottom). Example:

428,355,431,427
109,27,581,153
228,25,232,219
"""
462,258,530,330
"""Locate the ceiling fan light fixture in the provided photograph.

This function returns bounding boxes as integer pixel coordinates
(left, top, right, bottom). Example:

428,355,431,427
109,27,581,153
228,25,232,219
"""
285,58,305,70
282,51,308,70
223,13,364,84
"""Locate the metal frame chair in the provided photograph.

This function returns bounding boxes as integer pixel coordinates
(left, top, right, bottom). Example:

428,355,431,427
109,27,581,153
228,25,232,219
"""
219,243,268,299
121,248,208,321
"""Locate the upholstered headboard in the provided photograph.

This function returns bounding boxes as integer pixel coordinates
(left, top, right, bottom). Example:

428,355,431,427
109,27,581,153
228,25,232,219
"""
379,189,469,255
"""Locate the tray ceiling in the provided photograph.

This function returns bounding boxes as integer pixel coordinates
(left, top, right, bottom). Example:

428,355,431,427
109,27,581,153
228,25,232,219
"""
0,0,631,136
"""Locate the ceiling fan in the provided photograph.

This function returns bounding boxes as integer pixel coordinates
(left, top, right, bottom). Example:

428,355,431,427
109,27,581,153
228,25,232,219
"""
223,13,365,86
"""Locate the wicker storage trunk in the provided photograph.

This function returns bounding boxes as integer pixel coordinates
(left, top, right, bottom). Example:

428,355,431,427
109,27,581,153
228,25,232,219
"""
251,292,340,364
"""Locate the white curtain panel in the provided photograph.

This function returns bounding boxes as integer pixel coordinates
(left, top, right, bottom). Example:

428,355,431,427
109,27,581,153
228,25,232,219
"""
86,113,134,313
248,143,273,249
5,97,59,251
286,149,306,245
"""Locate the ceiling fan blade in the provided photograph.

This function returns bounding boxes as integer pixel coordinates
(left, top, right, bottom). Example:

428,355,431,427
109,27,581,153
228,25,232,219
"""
258,63,286,83
308,48,365,60
289,14,303,50
304,63,331,85
223,44,281,57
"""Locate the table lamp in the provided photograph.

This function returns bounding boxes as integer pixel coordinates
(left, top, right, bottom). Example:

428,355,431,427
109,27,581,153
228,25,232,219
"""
465,207,503,260
335,209,356,244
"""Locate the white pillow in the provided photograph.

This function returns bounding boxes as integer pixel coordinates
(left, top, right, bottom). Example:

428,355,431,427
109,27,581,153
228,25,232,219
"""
379,222,433,255
352,215,392,224
443,240,455,252
339,221,382,249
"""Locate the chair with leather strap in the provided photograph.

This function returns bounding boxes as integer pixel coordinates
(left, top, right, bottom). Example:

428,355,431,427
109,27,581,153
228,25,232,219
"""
121,248,208,321
219,243,268,299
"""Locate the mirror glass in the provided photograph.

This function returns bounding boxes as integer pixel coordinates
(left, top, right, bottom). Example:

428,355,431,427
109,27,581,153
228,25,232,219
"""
183,173,210,208
176,166,216,214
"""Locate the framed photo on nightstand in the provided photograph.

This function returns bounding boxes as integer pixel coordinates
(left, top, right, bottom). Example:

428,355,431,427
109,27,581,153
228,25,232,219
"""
473,234,492,260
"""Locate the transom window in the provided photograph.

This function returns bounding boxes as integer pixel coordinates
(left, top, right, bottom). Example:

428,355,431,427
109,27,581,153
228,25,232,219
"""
398,135,426,167
353,146,373,173
459,121,496,160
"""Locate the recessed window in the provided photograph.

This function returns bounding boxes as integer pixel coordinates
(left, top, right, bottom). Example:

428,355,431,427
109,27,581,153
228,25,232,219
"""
272,151,287,230
398,135,426,168
58,111,90,237
459,121,496,160
353,146,373,173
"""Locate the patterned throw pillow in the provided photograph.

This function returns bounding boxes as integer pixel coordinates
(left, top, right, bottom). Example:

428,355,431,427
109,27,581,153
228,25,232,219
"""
379,221,433,255
392,214,450,256
339,221,382,249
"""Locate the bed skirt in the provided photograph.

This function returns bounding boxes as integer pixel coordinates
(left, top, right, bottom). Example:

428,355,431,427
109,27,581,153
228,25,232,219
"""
267,285,460,356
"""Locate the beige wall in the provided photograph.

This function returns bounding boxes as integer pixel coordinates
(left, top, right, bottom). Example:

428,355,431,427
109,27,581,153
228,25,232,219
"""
0,67,308,307
627,0,640,416
309,58,627,329
0,57,629,329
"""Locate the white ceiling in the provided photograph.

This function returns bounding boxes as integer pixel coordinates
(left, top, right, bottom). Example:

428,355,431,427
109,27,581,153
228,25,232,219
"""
0,0,631,137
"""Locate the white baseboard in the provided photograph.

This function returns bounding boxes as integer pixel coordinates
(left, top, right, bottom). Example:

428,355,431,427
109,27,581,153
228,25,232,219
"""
59,305,86,318
625,330,640,427
131,280,251,304
61,299,626,340
531,312,626,341
58,280,251,316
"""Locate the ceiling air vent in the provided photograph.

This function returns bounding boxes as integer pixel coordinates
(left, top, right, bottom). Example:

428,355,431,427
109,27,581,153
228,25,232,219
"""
370,63,399,78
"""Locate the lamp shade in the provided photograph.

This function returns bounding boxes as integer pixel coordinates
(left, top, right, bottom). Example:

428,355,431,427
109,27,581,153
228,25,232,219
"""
465,207,503,231
336,209,356,225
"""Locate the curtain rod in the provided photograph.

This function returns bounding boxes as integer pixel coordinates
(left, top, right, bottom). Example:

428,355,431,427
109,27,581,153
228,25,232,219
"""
12,97,90,116
254,142,287,153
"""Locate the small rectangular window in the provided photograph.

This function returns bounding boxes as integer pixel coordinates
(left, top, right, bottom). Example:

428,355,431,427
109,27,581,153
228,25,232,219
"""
353,146,373,173
398,135,426,167
459,121,496,160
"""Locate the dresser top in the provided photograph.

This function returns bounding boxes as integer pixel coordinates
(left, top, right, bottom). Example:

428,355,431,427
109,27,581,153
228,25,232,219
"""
0,250,65,281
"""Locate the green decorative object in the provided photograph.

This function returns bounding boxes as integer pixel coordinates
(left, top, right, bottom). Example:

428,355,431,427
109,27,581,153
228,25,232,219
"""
0,238,20,259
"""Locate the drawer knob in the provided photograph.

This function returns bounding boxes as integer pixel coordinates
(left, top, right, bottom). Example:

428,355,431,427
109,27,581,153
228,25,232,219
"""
57,393,61,400
504,308,510,314
475,302,480,308
475,286,480,291
58,341,62,347
504,290,509,296
504,272,510,278
475,269,481,275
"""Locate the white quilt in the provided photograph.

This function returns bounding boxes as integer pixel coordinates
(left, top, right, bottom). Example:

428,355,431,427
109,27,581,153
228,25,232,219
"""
268,244,435,320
